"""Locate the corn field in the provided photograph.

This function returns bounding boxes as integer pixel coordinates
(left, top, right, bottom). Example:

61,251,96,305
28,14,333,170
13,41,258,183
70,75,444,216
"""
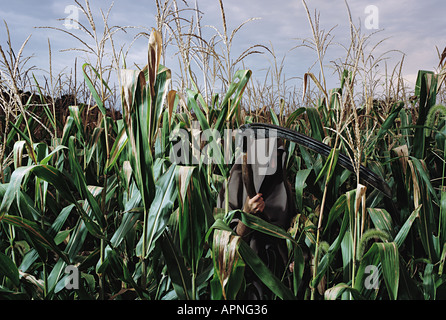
1,0,446,301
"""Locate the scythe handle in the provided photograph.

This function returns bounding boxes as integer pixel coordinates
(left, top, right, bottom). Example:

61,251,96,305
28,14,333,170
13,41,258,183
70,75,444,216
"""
241,135,257,199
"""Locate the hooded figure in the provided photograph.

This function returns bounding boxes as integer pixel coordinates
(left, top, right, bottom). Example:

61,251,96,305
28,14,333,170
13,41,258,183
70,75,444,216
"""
217,137,295,299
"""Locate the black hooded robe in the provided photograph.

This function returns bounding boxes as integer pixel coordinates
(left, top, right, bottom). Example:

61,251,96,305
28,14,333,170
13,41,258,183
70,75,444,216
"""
217,140,295,299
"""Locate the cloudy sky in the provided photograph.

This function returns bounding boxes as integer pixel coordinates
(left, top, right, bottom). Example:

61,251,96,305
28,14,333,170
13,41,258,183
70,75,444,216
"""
1,0,444,96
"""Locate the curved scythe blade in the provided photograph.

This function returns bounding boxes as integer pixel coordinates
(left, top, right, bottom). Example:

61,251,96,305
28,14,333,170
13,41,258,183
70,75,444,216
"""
239,123,392,199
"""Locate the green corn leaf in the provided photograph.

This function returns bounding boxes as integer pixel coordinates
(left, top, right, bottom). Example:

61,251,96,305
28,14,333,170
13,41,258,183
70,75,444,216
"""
423,263,436,300
355,241,400,300
440,191,446,246
285,107,306,128
68,105,84,138
292,245,305,297
186,91,227,175
187,89,210,132
136,164,177,259
63,218,89,262
394,205,420,248
68,136,106,228
213,70,251,132
48,203,76,238
105,126,128,173
305,107,325,142
8,121,32,150
94,246,146,299
0,183,37,223
211,229,245,300
375,102,404,142
39,145,67,165
0,214,69,264
161,231,192,300
47,259,67,295
409,158,438,260
413,70,438,159
368,208,394,236
0,164,103,239
410,157,439,203
295,169,312,212
108,189,142,250
315,147,339,185
13,141,27,169
270,107,280,126
0,165,71,215
122,67,156,213
224,70,252,123
61,116,75,146
0,252,20,287
376,242,400,300
237,239,296,300
150,65,171,148
177,166,211,270
84,126,104,168
312,207,350,288
328,88,342,111
324,283,364,300
207,216,295,300
324,194,347,234
82,63,109,116
238,210,297,245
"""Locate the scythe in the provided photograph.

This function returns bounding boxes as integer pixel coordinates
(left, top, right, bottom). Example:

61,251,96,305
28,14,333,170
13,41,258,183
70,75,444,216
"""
239,123,392,199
